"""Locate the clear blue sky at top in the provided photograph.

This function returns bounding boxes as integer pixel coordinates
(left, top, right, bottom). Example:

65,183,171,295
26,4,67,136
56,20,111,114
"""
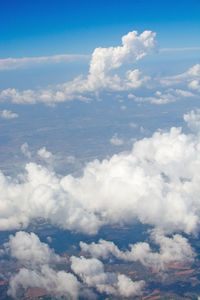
0,0,200,58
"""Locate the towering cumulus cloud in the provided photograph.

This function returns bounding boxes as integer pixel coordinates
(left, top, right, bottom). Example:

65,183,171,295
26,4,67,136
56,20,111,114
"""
0,30,156,104
86,30,156,90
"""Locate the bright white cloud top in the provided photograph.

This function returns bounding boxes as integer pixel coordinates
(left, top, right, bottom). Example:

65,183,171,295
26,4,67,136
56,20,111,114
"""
0,109,200,236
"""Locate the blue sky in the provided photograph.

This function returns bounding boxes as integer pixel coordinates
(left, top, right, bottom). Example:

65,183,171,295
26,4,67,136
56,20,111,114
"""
1,0,200,57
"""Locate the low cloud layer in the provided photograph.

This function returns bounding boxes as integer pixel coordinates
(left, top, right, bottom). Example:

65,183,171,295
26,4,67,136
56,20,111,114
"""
80,232,195,271
0,110,200,236
71,256,145,297
4,232,144,299
3,232,80,299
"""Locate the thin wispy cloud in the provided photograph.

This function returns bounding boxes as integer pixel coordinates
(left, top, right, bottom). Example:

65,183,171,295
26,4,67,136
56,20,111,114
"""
160,47,200,52
0,54,90,71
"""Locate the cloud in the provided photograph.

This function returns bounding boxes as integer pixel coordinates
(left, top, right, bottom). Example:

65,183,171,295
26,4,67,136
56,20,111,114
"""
189,79,200,92
37,147,53,159
127,64,200,105
87,30,156,91
80,231,195,271
0,30,156,105
184,109,200,133
0,110,200,237
0,36,199,106
0,54,90,71
5,231,144,298
71,256,145,297
0,109,18,119
21,143,32,159
128,88,195,104
160,64,200,87
110,133,124,146
89,30,156,76
8,266,80,299
3,231,80,299
4,231,61,268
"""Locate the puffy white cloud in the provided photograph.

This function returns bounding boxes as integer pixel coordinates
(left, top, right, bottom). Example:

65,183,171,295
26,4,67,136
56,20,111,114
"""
110,133,124,146
117,274,145,297
80,239,122,260
89,31,156,76
71,256,145,297
87,31,155,91
0,110,200,236
3,231,80,299
184,109,200,132
188,79,200,92
4,231,61,268
5,231,144,298
37,147,53,159
0,36,199,106
80,232,195,271
127,64,200,105
8,264,80,299
0,88,37,104
0,161,102,234
124,69,150,89
0,30,156,105
0,109,18,119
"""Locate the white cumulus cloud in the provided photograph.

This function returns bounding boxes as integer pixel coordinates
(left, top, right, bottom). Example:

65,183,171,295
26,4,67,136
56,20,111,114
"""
4,231,61,268
0,110,200,237
71,256,145,297
80,232,195,272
